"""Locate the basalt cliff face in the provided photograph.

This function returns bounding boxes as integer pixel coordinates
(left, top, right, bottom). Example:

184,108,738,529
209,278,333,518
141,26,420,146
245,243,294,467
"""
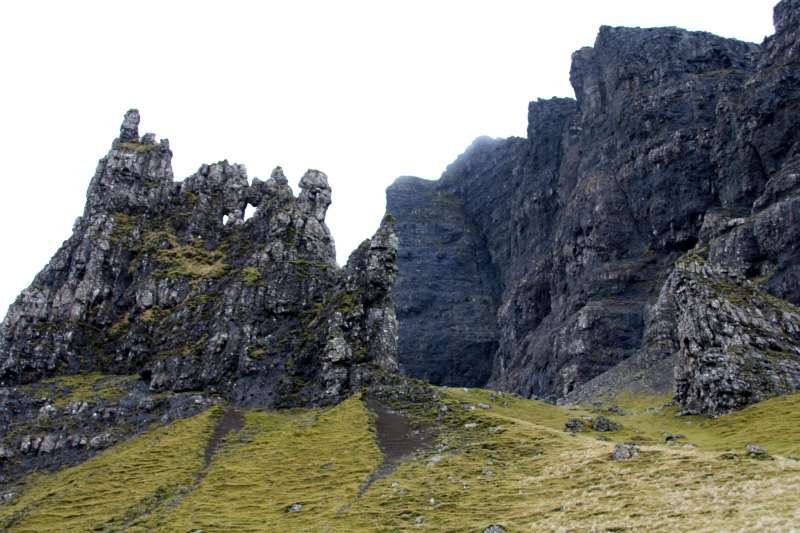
388,0,800,414
1,111,399,406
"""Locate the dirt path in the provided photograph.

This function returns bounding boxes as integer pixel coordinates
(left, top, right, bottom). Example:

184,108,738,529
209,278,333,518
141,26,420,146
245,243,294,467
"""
204,406,245,467
115,406,245,529
359,398,433,496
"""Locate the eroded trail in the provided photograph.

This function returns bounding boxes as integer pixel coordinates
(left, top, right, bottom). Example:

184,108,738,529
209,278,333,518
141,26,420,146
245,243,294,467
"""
117,406,246,530
204,406,245,467
359,398,434,496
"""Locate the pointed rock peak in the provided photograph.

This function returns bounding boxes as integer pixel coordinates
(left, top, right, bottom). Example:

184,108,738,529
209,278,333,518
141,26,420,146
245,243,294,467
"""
120,109,140,142
270,166,288,185
298,169,332,222
261,166,292,198
299,169,330,191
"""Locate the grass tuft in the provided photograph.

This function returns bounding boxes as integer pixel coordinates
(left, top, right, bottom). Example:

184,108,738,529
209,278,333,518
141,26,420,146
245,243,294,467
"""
118,142,161,154
154,239,229,280
22,372,134,409
241,266,263,286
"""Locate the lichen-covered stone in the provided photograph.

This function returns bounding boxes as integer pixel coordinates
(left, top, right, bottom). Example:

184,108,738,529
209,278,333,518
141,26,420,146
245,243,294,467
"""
610,443,640,461
592,416,621,433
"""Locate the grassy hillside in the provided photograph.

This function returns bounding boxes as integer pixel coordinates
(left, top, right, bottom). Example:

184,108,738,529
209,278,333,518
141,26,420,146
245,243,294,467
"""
1,407,216,532
2,389,800,531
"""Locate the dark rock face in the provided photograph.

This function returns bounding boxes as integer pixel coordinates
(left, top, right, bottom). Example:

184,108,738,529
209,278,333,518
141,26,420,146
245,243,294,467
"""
388,0,800,411
0,111,399,408
387,176,500,386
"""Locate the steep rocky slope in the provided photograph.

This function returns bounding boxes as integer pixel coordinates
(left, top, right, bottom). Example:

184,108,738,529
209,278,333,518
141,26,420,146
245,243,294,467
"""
388,0,800,412
0,111,399,483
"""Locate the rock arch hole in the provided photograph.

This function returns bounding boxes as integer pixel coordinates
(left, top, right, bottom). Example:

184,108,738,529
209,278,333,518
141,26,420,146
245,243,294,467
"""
244,203,256,222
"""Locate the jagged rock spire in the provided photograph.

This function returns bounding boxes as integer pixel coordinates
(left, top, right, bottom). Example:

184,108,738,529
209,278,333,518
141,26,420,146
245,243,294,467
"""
270,166,289,185
119,109,140,142
298,169,332,222
1,107,398,415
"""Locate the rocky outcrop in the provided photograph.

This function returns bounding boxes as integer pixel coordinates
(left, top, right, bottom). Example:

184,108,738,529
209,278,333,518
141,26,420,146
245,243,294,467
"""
0,110,399,408
0,110,402,484
387,0,800,411
666,258,800,415
0,375,214,485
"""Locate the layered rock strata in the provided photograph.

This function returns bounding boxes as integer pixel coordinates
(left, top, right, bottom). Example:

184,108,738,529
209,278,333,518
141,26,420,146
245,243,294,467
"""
388,0,800,413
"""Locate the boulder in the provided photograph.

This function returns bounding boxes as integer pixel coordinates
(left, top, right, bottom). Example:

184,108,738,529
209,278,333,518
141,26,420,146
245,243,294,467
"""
611,443,640,461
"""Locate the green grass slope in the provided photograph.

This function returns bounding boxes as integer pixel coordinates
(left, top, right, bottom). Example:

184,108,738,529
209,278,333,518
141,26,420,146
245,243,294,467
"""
2,390,800,531
1,408,217,531
140,396,382,531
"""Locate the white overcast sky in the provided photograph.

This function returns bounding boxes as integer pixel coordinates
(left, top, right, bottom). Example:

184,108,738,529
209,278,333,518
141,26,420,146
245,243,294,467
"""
0,1,776,315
